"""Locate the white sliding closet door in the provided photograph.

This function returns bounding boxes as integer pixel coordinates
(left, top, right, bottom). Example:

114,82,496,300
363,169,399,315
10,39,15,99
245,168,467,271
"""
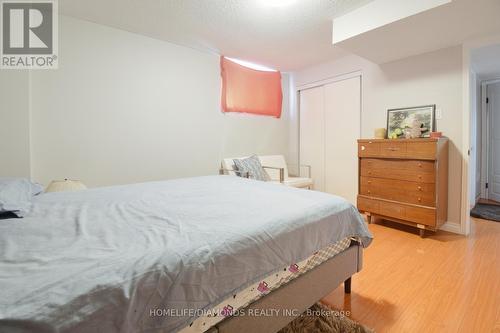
299,86,325,191
299,75,361,203
324,76,360,204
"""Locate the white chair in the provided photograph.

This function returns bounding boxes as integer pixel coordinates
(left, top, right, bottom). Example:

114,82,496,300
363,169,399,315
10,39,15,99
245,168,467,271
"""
220,155,313,189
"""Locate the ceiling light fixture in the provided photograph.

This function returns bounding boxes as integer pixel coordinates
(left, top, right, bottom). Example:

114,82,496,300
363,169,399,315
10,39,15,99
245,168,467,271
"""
261,0,297,8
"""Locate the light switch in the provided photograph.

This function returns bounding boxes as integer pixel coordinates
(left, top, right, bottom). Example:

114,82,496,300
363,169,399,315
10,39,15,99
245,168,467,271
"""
436,108,443,120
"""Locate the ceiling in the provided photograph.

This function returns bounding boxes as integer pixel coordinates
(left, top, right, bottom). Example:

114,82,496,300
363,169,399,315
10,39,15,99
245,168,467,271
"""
59,0,373,72
334,0,500,64
472,44,500,80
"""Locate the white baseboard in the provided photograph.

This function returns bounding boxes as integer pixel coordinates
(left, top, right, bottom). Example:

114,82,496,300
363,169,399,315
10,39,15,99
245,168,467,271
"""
439,222,463,235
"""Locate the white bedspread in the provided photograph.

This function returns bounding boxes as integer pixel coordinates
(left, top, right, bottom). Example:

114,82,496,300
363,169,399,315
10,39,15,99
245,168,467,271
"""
0,176,372,333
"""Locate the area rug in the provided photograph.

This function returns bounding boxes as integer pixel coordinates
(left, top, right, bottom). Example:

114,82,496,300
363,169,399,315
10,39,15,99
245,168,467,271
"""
470,203,500,222
278,302,374,333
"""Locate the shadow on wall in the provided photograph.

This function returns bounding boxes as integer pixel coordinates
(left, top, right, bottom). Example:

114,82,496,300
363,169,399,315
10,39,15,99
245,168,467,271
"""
377,46,462,83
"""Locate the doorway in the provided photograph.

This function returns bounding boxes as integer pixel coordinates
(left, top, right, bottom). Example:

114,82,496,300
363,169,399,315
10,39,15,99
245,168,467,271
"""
470,80,500,222
484,81,500,202
468,43,500,223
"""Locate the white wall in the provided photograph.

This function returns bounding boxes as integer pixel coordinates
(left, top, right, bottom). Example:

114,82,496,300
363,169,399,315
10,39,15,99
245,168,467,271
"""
468,70,478,206
28,16,290,187
476,79,482,199
287,75,299,168
0,71,31,178
294,46,464,228
468,70,483,204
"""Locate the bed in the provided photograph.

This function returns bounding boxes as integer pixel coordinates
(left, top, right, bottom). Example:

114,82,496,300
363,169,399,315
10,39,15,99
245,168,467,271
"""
0,175,372,333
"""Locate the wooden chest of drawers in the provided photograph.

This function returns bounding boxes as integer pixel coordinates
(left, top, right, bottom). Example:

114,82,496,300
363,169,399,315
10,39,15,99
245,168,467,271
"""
357,138,448,236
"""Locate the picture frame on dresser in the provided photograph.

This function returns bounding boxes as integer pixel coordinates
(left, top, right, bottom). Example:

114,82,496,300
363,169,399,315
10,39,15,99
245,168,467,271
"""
386,105,436,139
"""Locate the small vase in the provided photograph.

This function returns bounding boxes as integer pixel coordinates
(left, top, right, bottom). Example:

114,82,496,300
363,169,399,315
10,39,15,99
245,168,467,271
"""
374,128,386,139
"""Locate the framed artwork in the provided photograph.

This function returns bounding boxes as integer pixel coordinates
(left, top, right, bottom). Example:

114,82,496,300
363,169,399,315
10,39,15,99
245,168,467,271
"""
386,105,436,139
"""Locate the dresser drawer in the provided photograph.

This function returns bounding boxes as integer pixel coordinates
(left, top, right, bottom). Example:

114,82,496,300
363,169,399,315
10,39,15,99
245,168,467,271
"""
358,140,438,159
379,200,405,220
357,196,380,213
359,197,437,227
405,206,436,226
360,177,436,206
358,141,380,157
379,141,407,158
361,159,436,183
406,141,437,160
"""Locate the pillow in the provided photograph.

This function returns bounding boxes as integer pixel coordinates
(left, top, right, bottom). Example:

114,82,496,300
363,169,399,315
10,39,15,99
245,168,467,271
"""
0,178,44,217
233,155,270,181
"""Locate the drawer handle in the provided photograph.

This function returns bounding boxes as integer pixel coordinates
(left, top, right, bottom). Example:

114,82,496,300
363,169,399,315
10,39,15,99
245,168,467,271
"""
418,163,422,167
368,171,372,175
361,146,366,151
385,147,400,151
368,181,372,184
418,186,422,191
368,190,371,194
418,175,422,179
418,198,422,202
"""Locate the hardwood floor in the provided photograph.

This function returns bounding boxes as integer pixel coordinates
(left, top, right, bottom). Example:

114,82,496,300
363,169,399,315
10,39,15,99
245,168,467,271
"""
322,217,500,333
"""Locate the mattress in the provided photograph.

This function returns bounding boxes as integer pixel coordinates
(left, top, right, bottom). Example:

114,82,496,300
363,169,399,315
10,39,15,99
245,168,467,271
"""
178,237,352,333
0,176,372,333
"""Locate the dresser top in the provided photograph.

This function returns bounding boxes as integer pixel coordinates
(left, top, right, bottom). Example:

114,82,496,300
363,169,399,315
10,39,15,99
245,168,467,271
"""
358,137,447,143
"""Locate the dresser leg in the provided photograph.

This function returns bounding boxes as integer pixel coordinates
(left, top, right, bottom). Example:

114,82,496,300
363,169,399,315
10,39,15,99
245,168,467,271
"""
344,277,352,294
367,214,372,224
419,228,425,238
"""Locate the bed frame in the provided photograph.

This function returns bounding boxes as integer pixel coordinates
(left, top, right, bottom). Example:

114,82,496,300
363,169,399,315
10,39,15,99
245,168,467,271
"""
207,241,363,333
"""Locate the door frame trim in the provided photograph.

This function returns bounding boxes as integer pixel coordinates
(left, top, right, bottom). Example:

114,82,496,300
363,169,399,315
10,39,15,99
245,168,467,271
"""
481,82,489,199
